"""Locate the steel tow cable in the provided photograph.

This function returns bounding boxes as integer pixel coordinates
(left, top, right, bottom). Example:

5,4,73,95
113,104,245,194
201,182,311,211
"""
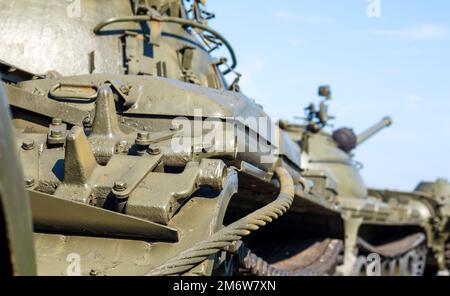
146,166,294,276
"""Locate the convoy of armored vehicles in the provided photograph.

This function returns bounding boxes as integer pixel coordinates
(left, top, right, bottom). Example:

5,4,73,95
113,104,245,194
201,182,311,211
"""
0,0,448,276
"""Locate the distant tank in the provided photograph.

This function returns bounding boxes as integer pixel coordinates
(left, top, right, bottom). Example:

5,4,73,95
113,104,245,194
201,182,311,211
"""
0,0,447,276
280,86,447,275
414,179,450,274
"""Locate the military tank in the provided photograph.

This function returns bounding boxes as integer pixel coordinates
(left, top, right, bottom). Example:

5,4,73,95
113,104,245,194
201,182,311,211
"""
279,87,449,276
413,179,450,274
0,0,447,276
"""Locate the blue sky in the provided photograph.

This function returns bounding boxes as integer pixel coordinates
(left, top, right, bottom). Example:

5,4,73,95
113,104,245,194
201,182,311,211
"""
207,0,450,191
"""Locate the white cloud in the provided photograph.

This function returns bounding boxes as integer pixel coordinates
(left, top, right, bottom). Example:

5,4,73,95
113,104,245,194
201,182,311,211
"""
298,15,333,25
444,125,450,137
371,23,449,41
273,11,296,22
405,94,424,104
440,117,450,137
404,94,425,111
287,38,306,47
273,11,332,24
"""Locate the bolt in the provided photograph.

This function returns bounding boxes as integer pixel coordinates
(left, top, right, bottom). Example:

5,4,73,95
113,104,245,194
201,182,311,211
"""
113,180,127,192
22,139,35,150
120,85,130,95
137,131,150,140
87,194,97,206
50,129,64,138
25,176,35,188
202,143,215,153
116,141,128,154
170,123,182,131
135,131,151,146
136,149,146,156
147,144,161,155
67,133,76,142
52,118,62,126
83,116,91,126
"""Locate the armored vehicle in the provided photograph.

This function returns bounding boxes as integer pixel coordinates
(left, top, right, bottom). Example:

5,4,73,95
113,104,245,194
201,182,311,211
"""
280,88,449,275
413,179,450,274
0,0,447,276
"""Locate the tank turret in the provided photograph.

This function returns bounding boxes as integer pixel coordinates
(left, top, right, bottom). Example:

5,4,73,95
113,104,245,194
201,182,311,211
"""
333,116,392,153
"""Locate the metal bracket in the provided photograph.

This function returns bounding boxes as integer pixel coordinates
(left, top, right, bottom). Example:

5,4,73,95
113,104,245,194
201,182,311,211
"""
123,31,156,75
126,159,227,224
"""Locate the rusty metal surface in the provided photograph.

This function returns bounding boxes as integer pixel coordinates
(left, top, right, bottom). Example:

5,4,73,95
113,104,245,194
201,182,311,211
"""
446,242,450,268
353,244,427,276
273,239,343,275
357,233,426,258
235,239,343,276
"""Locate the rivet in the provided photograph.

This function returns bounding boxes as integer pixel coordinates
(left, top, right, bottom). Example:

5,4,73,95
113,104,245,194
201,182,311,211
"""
22,139,35,150
120,85,130,95
50,129,64,138
147,144,161,155
137,131,149,140
170,123,182,131
52,118,62,125
25,176,35,188
135,131,151,146
113,180,127,192
83,116,91,125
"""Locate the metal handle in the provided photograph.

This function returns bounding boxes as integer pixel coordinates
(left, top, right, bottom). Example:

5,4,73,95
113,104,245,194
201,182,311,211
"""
49,83,98,101
93,15,237,75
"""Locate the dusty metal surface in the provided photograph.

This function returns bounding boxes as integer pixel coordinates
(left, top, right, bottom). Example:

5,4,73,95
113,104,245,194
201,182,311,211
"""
0,0,132,76
0,84,36,275
147,167,294,276
29,190,179,241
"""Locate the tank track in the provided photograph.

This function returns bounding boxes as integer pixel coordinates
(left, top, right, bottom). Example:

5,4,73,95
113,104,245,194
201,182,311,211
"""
230,239,343,276
353,233,427,276
446,242,450,270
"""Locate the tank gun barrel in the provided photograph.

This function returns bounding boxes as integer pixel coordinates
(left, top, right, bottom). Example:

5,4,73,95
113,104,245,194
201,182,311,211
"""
357,116,392,146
